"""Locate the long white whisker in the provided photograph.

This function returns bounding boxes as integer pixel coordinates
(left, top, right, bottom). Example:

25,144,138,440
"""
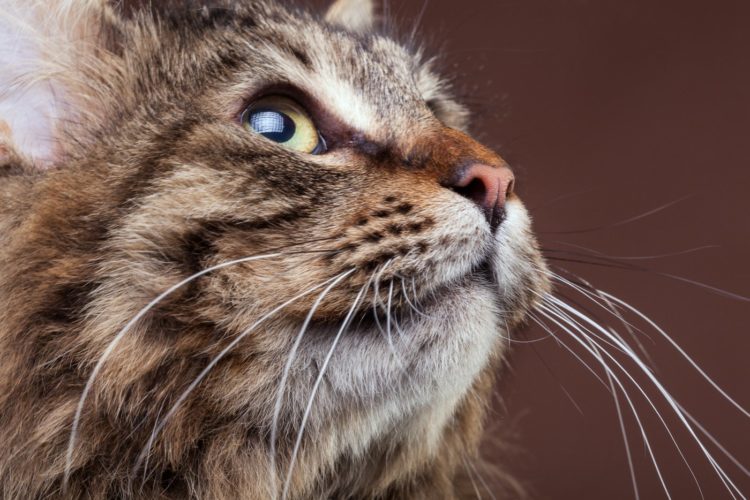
551,297,745,498
400,276,435,320
370,261,393,338
268,269,356,500
540,299,707,499
538,267,645,355
369,264,406,356
129,399,167,494
575,318,641,500
535,305,672,499
132,272,351,479
548,269,654,360
550,261,727,481
544,295,744,498
531,311,636,494
598,291,750,420
604,350,640,500
539,304,657,500
386,280,395,347
409,0,430,43
385,280,413,345
371,273,412,378
281,284,368,500
677,402,750,478
411,276,426,310
542,295,631,356
527,313,592,415
401,278,416,323
65,251,290,486
529,313,611,391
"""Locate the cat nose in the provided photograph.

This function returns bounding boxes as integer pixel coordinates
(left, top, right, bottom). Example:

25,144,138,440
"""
451,163,515,231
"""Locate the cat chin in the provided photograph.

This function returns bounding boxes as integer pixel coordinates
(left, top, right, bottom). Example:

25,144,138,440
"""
283,198,547,454
290,199,541,414
288,280,504,457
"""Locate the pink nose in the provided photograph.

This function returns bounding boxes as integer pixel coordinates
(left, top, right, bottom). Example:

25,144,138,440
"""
452,163,515,230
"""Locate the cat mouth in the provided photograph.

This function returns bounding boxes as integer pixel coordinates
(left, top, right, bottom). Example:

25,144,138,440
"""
341,259,498,338
361,254,497,322
471,256,496,285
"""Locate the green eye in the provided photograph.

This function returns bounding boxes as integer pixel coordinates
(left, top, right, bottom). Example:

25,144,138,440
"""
242,96,326,154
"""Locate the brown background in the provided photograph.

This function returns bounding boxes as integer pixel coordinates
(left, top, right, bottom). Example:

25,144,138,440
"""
391,0,750,498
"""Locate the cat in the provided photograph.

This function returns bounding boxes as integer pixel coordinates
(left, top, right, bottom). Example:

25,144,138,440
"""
0,0,548,498
3,1,746,499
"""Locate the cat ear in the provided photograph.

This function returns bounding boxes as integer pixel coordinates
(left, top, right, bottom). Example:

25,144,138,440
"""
325,0,376,33
0,0,118,170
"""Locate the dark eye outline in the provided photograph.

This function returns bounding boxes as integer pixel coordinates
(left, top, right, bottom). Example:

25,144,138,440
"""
239,95,328,155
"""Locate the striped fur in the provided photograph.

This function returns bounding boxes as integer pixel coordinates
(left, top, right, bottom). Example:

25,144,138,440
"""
0,1,548,498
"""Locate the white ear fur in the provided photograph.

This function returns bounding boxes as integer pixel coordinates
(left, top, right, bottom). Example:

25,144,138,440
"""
325,0,375,33
0,0,110,168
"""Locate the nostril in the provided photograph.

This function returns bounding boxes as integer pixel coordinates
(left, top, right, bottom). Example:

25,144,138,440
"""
452,177,488,210
449,163,515,231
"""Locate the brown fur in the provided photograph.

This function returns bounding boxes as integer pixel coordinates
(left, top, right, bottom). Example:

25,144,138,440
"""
0,1,548,498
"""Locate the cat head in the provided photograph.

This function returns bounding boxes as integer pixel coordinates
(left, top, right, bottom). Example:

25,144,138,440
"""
0,0,548,497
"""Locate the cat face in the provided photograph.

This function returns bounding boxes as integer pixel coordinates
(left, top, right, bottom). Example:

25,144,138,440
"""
0,0,547,497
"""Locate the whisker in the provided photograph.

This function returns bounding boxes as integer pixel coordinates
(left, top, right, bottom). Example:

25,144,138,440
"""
65,248,326,487
543,249,750,303
529,313,610,392
533,310,665,499
542,254,632,271
544,300,709,499
498,316,550,346
462,455,484,500
606,353,640,500
528,187,599,212
408,0,430,44
540,305,641,499
268,269,356,500
281,283,369,500
386,280,414,342
532,312,661,499
542,295,744,498
677,402,750,478
545,268,654,362
400,276,434,320
539,293,632,357
131,271,354,481
133,399,167,495
400,278,415,323
598,291,750,420
370,260,394,341
386,280,396,346
371,269,413,378
520,320,584,415
411,276,426,310
548,240,720,261
535,305,674,499
542,196,691,235
546,261,746,492
464,455,498,500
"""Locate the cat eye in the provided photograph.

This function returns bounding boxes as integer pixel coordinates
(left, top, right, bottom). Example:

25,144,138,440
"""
241,96,326,154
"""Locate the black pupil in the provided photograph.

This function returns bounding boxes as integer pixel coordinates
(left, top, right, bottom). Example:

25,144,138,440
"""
249,109,295,143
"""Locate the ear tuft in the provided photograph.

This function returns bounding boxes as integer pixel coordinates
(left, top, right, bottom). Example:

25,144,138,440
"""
0,0,116,170
325,0,375,34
